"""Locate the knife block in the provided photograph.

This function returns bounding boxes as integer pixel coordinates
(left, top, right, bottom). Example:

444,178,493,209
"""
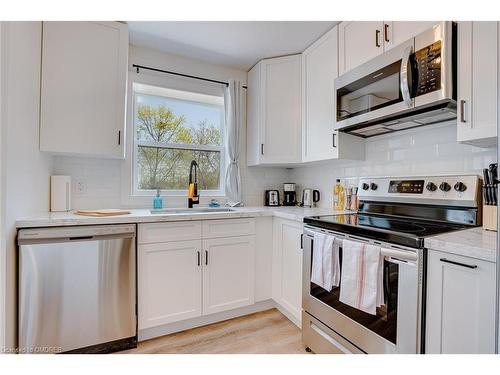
483,205,497,231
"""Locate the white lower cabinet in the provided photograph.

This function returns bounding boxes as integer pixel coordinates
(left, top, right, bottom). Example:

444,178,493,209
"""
202,236,255,315
272,218,303,326
138,219,256,331
138,240,202,329
426,250,496,353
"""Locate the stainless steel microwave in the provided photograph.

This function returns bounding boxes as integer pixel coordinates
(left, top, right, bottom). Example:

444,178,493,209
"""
334,22,457,137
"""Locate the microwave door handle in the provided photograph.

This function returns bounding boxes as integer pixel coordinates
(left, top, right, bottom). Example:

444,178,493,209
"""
400,45,413,108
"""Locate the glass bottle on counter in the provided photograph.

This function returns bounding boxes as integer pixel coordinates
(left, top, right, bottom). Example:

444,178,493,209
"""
333,179,345,211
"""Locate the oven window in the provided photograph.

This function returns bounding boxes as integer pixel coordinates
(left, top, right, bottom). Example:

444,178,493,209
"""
310,247,399,345
337,60,403,122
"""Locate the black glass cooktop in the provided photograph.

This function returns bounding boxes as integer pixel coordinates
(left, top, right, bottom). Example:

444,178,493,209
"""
304,213,470,248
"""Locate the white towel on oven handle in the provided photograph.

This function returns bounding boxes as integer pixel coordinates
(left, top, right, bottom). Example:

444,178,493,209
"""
339,239,384,315
311,232,341,291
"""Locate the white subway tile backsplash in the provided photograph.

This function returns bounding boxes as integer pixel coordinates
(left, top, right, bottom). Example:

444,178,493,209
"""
290,123,496,209
53,122,496,211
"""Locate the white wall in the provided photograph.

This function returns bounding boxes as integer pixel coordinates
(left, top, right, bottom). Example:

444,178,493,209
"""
53,44,289,209
290,123,497,209
0,22,53,349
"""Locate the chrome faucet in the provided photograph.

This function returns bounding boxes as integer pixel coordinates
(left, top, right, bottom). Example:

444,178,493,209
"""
188,160,199,208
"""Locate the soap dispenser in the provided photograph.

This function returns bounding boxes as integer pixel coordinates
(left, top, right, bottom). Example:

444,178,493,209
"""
153,189,163,209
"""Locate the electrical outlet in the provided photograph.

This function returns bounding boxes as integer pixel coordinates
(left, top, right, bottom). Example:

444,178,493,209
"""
75,178,87,196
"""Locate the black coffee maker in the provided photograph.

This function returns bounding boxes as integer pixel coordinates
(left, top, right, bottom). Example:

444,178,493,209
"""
283,183,297,206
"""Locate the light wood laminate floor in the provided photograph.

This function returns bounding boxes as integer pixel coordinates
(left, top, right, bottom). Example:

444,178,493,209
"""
122,308,306,354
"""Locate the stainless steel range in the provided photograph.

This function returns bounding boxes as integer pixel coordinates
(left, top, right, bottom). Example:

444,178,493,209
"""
302,175,481,354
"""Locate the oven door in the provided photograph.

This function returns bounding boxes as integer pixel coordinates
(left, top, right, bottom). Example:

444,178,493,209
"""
334,38,415,135
302,226,424,354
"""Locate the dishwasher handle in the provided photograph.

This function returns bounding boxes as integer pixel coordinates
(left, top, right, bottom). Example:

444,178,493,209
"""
18,224,136,244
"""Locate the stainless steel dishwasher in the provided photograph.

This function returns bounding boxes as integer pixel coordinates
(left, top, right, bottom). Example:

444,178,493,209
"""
18,224,137,353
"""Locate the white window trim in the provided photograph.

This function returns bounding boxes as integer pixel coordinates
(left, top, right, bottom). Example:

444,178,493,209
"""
121,72,227,207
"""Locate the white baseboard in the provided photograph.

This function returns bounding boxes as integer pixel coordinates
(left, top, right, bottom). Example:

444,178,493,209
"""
139,299,278,341
274,301,301,328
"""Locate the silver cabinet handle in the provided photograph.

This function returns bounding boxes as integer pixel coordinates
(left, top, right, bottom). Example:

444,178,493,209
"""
384,23,390,42
332,133,337,148
400,45,413,108
440,257,477,269
375,29,381,48
460,100,467,123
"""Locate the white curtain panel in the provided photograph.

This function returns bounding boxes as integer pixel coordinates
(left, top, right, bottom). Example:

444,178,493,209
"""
224,79,243,205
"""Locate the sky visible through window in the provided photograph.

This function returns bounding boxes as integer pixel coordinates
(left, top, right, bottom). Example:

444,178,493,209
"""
136,93,223,137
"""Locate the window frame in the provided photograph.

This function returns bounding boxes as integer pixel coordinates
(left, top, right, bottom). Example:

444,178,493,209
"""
129,76,226,198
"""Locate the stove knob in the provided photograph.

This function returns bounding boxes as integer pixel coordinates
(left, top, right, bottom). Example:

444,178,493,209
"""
439,182,451,192
454,181,467,192
370,183,378,191
426,182,437,192
362,183,370,191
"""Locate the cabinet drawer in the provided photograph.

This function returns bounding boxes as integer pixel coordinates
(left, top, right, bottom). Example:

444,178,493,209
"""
138,221,202,244
202,218,256,239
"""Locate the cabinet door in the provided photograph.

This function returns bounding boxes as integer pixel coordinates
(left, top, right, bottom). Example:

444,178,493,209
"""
202,236,255,315
272,219,303,325
246,62,262,166
338,21,384,74
138,240,202,329
426,250,496,353
260,55,302,164
457,21,498,147
40,21,128,158
383,21,438,51
302,27,340,162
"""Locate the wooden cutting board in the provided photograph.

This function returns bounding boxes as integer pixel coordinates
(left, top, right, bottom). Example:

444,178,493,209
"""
74,209,131,217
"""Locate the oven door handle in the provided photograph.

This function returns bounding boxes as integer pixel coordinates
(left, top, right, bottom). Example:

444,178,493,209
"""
400,45,413,108
386,256,416,267
381,247,417,263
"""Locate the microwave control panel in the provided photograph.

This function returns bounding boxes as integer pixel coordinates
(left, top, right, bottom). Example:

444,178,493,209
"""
414,40,442,96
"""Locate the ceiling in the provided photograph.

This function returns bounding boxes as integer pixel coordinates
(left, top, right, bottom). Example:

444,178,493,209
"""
127,21,338,71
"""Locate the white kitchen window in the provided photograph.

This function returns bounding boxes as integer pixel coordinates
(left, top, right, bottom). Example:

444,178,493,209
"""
132,82,225,195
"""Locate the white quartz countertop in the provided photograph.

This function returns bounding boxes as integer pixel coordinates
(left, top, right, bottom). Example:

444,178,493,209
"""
16,206,347,229
424,226,498,263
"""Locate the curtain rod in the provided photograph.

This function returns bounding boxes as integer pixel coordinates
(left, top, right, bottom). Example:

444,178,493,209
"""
132,64,247,89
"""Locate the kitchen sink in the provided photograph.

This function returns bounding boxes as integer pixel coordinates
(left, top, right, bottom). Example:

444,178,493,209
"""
150,207,235,215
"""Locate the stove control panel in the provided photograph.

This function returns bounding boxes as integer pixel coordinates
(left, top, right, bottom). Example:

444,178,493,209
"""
358,175,480,207
388,180,424,194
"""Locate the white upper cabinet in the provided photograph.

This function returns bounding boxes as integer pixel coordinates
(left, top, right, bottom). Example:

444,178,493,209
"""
247,55,302,166
338,21,440,74
302,26,364,162
383,21,439,51
338,21,384,75
40,21,128,158
457,21,498,147
426,250,496,353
